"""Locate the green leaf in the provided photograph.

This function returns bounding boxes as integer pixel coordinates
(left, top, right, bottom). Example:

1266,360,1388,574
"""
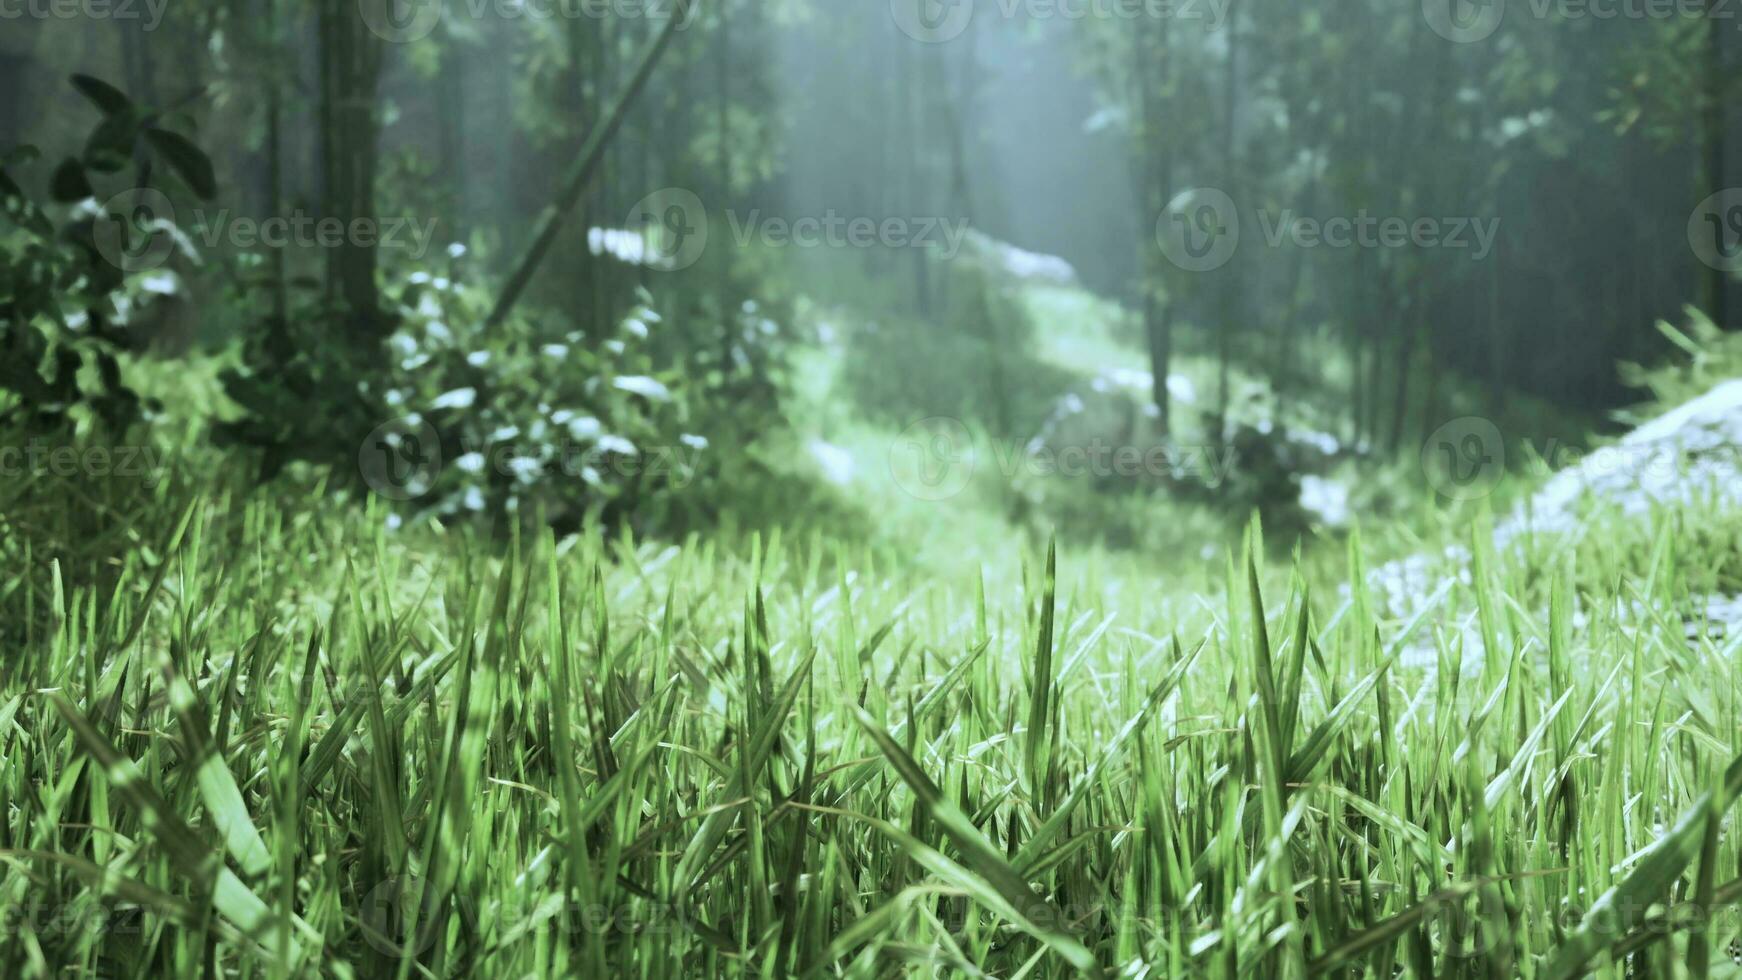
1014,639,1202,876
145,128,217,200
851,706,1099,975
83,113,140,174
70,74,133,116
46,693,312,964
1545,752,1742,979
1025,538,1058,801
50,158,93,203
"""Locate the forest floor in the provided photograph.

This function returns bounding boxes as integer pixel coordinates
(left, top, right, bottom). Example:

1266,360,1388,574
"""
5,263,1742,975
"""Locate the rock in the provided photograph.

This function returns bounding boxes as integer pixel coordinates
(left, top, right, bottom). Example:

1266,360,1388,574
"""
1500,378,1742,543
808,440,856,486
1364,378,1742,648
961,230,1079,288
1027,373,1167,482
1300,475,1351,528
1691,594,1742,645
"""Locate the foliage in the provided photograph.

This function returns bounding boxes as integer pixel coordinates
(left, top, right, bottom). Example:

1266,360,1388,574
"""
842,259,1073,441
1620,308,1742,423
5,462,1742,974
218,236,792,534
0,75,214,436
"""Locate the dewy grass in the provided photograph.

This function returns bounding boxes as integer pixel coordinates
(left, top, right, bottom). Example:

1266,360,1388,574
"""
3,484,1742,977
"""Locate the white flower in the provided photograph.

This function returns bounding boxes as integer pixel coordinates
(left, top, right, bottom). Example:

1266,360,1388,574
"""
597,434,637,456
140,272,179,295
680,434,709,450
432,388,477,410
614,376,671,401
508,456,542,481
457,452,487,474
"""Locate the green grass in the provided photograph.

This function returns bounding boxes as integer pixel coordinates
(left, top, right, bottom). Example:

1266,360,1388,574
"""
4,438,1742,977
2,264,1736,976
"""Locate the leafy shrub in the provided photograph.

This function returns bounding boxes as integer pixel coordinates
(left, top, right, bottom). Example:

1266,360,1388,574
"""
1,75,215,436
1619,308,1742,423
842,259,1072,440
220,236,793,534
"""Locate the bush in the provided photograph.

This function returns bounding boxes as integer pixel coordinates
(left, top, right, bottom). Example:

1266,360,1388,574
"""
841,260,1072,440
2,75,216,436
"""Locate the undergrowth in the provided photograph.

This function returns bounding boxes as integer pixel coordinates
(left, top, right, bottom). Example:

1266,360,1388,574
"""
2,460,1741,976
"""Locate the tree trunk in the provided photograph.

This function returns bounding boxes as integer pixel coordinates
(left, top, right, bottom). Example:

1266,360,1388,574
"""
319,0,387,336
565,14,599,327
1215,1,1239,441
717,0,735,372
1136,9,1172,435
266,0,288,334
1705,0,1729,329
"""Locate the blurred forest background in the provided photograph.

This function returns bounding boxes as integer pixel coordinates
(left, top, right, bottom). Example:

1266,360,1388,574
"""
3,0,1740,557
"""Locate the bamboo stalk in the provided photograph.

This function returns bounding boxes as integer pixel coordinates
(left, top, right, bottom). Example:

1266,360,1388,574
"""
485,0,696,331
